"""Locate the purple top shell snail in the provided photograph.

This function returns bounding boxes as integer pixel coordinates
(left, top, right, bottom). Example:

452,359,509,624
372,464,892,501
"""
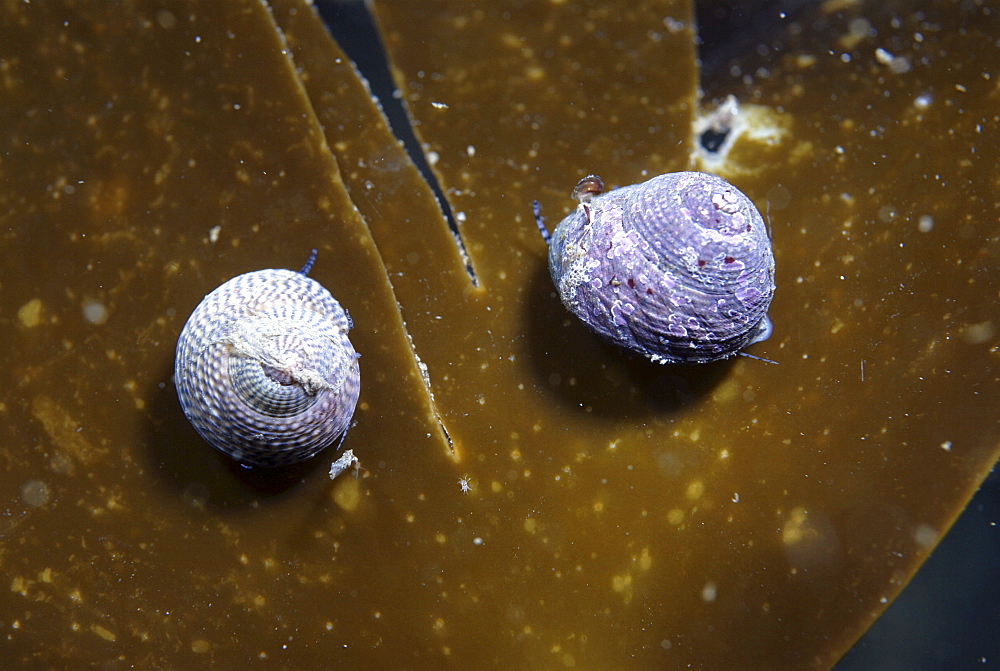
174,251,360,467
536,172,775,364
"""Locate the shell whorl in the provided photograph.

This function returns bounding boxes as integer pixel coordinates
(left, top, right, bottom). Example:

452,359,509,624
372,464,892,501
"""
174,267,360,467
548,171,775,364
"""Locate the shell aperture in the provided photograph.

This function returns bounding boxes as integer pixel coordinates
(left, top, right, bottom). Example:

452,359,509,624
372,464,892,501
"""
547,171,775,364
174,266,360,467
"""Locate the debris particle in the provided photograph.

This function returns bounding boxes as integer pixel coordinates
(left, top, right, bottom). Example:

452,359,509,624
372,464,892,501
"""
328,449,359,480
874,47,911,73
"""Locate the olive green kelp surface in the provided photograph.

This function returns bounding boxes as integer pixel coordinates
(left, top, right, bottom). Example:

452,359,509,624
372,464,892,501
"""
0,0,996,668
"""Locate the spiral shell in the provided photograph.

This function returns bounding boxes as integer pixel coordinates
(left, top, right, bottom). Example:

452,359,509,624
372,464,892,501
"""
546,171,775,364
174,260,360,467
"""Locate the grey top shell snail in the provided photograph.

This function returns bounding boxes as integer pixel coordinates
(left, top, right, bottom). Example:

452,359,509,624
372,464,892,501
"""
174,253,360,467
540,171,775,364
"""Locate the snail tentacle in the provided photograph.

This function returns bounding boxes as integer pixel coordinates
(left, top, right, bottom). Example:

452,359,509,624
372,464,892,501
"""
299,248,319,276
532,200,551,245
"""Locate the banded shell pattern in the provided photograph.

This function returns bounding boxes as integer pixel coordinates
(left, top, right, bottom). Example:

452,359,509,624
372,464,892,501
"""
547,171,775,364
174,264,360,467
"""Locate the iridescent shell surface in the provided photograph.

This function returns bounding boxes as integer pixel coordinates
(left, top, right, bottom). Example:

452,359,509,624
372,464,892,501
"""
174,267,360,467
548,171,775,364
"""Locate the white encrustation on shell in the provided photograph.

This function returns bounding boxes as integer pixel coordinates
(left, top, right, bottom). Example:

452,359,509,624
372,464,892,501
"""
539,172,775,364
174,253,360,467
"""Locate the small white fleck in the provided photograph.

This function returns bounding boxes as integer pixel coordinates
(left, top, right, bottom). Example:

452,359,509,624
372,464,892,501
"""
427,151,439,167
458,477,472,493
874,47,894,65
208,225,221,243
732,492,740,503
917,215,934,233
940,441,952,452
466,145,476,157
662,17,685,33
472,537,483,546
700,581,718,603
878,204,898,222
430,101,449,110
